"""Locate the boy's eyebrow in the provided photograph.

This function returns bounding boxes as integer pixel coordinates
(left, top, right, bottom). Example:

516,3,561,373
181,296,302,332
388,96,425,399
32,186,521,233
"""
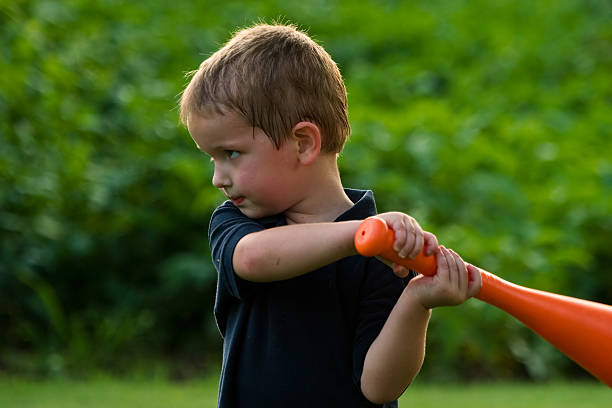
203,140,243,153
195,142,239,159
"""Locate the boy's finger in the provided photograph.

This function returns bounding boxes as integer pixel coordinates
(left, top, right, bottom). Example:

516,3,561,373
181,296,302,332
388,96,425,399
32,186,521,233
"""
407,218,423,259
444,247,457,288
466,264,483,297
424,232,439,256
398,218,414,258
412,220,425,258
393,263,411,278
450,249,467,295
392,218,407,254
436,245,450,282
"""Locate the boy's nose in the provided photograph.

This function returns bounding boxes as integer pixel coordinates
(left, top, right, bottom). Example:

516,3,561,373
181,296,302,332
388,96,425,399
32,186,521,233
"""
212,165,231,188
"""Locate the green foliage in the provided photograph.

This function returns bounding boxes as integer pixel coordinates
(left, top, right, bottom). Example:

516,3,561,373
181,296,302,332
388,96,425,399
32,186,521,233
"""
1,0,610,381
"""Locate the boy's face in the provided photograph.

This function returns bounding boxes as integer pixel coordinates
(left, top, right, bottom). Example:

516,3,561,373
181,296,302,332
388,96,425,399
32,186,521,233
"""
188,110,301,219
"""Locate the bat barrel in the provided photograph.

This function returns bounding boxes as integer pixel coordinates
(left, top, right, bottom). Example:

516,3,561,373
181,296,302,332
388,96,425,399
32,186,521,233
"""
477,270,612,387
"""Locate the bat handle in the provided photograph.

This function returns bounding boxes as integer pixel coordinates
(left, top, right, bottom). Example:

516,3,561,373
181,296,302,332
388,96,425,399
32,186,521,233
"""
354,216,438,276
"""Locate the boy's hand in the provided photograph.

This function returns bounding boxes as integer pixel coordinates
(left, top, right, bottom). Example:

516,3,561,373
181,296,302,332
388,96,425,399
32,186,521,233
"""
375,212,439,278
408,246,483,309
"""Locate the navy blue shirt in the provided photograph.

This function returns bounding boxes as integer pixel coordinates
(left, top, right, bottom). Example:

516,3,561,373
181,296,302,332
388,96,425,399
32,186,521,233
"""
209,189,414,407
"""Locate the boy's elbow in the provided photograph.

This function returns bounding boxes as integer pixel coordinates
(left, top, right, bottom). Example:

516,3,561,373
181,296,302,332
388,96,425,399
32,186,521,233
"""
233,246,258,281
361,372,413,404
361,381,407,405
233,236,270,282
362,388,403,405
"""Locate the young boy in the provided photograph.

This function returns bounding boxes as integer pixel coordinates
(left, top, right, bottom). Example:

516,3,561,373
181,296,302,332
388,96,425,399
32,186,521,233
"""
180,23,482,407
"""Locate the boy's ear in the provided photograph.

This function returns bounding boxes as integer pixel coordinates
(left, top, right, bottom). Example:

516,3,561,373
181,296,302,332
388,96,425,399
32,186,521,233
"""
291,121,321,165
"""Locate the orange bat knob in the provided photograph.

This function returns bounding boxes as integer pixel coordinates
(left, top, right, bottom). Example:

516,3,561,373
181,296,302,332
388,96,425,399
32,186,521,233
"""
355,216,437,276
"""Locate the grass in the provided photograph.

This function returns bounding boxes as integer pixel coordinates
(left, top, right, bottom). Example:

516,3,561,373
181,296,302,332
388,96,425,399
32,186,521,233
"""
0,375,220,408
0,375,609,407
400,380,611,408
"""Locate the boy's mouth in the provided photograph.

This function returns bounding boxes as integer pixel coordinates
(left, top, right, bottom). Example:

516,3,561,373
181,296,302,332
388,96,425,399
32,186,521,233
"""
230,196,244,206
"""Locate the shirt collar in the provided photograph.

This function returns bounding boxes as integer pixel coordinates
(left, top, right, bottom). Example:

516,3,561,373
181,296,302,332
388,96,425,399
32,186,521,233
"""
258,188,377,227
335,188,377,221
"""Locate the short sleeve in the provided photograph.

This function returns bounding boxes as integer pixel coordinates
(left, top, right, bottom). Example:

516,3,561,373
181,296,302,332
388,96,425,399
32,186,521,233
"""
208,203,264,300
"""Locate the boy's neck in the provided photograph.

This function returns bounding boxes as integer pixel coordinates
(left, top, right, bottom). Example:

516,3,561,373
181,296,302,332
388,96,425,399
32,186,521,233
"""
284,156,353,225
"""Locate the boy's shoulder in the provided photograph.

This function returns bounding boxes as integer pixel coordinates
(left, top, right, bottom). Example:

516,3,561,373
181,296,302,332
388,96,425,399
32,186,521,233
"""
210,200,286,230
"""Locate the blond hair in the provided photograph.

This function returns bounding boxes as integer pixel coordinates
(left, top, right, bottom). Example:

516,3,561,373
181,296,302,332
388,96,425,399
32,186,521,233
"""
180,23,350,153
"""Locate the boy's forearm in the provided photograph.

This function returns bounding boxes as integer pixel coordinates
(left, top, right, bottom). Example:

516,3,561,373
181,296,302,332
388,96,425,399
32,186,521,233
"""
361,287,431,404
232,220,361,282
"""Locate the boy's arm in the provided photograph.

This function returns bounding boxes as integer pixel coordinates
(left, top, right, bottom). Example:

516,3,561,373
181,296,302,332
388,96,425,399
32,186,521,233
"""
232,221,361,282
360,249,483,404
233,211,437,283
232,212,438,282
361,287,430,403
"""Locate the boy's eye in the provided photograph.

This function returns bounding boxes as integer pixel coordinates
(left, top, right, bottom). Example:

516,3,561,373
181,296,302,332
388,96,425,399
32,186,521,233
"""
226,150,240,159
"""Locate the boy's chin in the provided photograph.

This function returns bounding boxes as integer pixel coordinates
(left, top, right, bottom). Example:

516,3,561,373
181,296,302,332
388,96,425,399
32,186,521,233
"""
236,204,277,220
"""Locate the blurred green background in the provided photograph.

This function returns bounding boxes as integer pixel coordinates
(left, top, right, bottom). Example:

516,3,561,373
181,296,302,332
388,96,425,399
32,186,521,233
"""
1,0,611,385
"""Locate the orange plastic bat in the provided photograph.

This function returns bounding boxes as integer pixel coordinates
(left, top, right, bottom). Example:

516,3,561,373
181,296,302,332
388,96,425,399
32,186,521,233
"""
354,216,612,387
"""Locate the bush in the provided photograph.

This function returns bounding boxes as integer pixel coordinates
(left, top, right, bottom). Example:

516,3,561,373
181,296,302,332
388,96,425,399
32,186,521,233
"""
1,0,610,381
